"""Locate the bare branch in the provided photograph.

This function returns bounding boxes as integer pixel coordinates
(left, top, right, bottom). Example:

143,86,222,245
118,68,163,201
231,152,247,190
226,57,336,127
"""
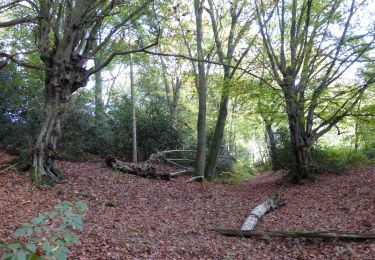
89,40,158,76
142,49,273,88
0,16,36,28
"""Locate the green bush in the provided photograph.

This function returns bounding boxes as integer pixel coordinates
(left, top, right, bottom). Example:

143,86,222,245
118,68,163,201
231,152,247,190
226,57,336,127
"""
312,146,367,173
257,127,293,172
218,160,255,184
2,201,88,260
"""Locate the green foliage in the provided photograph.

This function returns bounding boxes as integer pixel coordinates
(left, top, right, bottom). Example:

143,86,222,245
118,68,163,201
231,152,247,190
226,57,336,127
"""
259,160,272,172
258,127,293,171
218,160,255,184
107,90,192,160
0,65,43,155
2,201,88,260
313,146,368,174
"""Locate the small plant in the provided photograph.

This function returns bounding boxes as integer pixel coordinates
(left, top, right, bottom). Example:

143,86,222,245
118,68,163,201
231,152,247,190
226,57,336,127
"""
2,200,88,260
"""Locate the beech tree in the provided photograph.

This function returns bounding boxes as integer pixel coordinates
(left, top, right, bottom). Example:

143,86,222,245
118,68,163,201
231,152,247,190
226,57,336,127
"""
204,0,257,179
0,0,158,185
255,0,375,181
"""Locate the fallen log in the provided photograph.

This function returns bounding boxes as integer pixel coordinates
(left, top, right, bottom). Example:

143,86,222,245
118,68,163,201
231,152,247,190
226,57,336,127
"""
186,176,204,183
215,229,375,240
105,156,170,180
241,194,284,231
170,168,194,177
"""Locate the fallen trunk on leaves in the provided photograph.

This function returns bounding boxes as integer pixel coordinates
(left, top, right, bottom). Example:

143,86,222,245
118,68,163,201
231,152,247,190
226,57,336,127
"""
105,154,171,180
241,194,284,231
106,150,198,180
215,229,375,240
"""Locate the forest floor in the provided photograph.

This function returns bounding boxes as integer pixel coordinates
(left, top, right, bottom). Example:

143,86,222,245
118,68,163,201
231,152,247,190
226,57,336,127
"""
0,150,374,259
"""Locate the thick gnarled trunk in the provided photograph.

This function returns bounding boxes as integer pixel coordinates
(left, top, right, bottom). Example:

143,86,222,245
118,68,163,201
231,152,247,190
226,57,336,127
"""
32,55,86,185
33,98,65,185
286,104,314,183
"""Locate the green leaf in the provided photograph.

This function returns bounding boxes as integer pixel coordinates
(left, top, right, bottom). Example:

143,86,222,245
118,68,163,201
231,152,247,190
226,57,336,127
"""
31,214,45,225
29,237,40,244
63,232,79,244
42,241,52,254
16,251,28,260
29,253,43,260
34,226,42,235
15,227,33,237
7,243,23,250
54,245,69,260
75,201,88,212
26,243,36,253
2,253,15,260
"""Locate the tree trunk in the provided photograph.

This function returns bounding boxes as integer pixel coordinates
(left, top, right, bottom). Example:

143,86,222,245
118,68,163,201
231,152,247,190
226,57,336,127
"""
205,91,229,180
287,108,313,183
354,100,362,153
130,53,138,163
265,121,277,171
171,77,181,128
94,58,104,122
193,0,207,178
33,96,65,185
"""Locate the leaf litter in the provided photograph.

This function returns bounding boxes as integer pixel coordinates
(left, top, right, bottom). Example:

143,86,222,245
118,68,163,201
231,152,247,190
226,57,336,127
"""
0,150,374,259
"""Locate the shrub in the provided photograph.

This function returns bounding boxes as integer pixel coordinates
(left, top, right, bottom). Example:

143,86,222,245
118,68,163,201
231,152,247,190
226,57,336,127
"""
2,201,88,260
312,146,367,173
218,160,255,184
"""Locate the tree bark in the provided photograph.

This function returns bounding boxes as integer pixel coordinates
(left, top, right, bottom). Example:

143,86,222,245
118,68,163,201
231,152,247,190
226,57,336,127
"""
94,58,104,122
205,88,229,180
171,77,181,128
130,53,138,163
33,90,66,185
265,121,277,171
32,55,88,186
285,89,314,183
288,118,313,182
193,0,207,178
241,194,284,231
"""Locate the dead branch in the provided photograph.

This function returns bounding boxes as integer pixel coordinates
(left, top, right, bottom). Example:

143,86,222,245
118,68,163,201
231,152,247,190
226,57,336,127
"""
215,229,375,240
187,176,204,183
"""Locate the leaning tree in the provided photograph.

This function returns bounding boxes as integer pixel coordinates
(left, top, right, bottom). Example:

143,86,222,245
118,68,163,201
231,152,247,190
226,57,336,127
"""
0,0,159,185
255,0,375,181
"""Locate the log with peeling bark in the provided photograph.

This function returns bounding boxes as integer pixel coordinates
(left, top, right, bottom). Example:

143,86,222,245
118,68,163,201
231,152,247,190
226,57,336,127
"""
105,155,170,180
215,229,375,240
241,194,284,231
